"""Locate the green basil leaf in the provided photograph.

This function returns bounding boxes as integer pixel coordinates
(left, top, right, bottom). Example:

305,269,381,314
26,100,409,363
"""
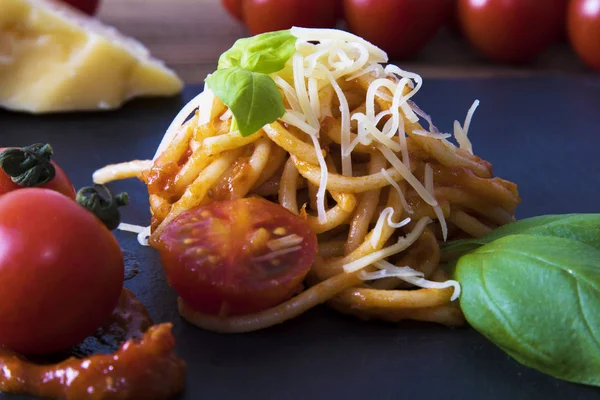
455,234,600,387
441,214,600,261
206,68,285,137
218,30,297,74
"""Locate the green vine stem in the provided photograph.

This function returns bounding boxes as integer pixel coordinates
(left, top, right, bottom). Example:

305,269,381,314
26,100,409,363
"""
0,143,56,187
76,184,129,230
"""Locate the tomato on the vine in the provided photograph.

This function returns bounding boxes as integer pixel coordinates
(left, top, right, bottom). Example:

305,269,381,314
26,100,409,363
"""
0,144,76,199
444,0,461,35
458,0,565,64
243,0,338,35
0,189,124,355
221,0,244,22
59,0,100,15
568,0,600,71
155,198,317,316
344,0,448,59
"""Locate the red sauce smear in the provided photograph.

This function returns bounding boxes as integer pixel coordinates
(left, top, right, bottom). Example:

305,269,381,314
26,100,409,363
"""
0,289,186,400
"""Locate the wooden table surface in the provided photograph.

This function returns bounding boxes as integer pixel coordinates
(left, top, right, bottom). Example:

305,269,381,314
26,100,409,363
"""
98,0,594,84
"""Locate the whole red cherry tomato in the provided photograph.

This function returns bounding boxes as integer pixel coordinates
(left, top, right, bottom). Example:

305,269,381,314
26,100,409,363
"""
552,0,570,41
344,0,448,59
568,0,600,70
445,0,461,34
458,0,565,64
243,0,338,35
221,0,244,22
59,0,100,15
0,189,124,355
155,197,317,316
0,144,76,199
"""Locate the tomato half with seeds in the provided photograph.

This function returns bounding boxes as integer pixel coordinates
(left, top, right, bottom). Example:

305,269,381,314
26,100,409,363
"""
155,198,317,316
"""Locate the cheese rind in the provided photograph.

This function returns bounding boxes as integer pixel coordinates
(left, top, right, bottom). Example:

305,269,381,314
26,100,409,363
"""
0,0,183,113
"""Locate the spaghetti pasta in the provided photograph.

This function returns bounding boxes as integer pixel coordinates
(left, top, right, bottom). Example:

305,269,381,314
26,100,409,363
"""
94,28,520,333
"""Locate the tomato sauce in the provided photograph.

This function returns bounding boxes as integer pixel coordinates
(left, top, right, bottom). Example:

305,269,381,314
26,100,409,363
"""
0,289,186,400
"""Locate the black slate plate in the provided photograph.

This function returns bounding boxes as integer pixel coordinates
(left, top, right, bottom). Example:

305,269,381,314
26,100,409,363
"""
2,77,600,400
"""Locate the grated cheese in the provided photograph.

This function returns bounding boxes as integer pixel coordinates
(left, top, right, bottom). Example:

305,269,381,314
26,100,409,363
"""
280,111,319,136
370,207,411,247
359,265,424,280
321,66,352,177
454,99,480,154
343,217,431,273
368,260,461,301
292,53,319,129
425,163,448,241
252,245,302,262
266,234,304,251
412,129,452,140
117,223,151,246
378,145,438,207
308,77,321,121
273,74,303,113
308,133,328,224
380,168,413,214
291,27,388,63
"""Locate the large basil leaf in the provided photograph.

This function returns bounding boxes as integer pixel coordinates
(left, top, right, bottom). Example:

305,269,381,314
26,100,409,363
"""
442,214,600,261
206,68,285,137
218,30,297,74
455,234,600,387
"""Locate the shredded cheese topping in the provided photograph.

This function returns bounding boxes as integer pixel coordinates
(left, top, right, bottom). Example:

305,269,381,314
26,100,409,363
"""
117,223,151,246
362,260,461,301
370,207,411,247
267,234,304,251
343,217,431,273
425,163,448,241
252,246,303,262
454,100,480,154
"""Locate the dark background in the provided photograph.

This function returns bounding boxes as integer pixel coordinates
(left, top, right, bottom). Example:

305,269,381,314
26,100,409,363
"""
2,77,600,399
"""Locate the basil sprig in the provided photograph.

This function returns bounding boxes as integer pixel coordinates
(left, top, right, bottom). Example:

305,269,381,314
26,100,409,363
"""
455,234,600,387
447,214,600,387
206,30,297,137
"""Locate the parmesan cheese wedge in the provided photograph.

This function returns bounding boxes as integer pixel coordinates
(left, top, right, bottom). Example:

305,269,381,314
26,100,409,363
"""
0,0,183,113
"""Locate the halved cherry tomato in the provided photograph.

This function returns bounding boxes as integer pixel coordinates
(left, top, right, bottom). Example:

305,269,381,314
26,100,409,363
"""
243,0,338,35
221,0,244,22
568,0,600,71
0,145,76,199
344,0,448,59
0,189,124,355
155,198,317,316
458,0,565,64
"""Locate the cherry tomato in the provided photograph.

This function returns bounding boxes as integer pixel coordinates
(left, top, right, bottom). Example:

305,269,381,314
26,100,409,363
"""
445,0,462,35
344,0,448,59
458,0,565,64
568,0,600,70
336,0,345,20
553,0,570,41
0,146,76,199
155,198,317,316
59,0,100,15
221,0,244,22
243,0,338,35
0,189,124,355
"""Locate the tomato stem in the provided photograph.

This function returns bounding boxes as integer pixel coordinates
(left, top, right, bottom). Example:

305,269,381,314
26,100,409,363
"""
0,143,56,187
76,184,129,230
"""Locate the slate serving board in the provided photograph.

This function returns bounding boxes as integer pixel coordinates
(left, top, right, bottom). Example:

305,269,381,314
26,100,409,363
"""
2,77,600,400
